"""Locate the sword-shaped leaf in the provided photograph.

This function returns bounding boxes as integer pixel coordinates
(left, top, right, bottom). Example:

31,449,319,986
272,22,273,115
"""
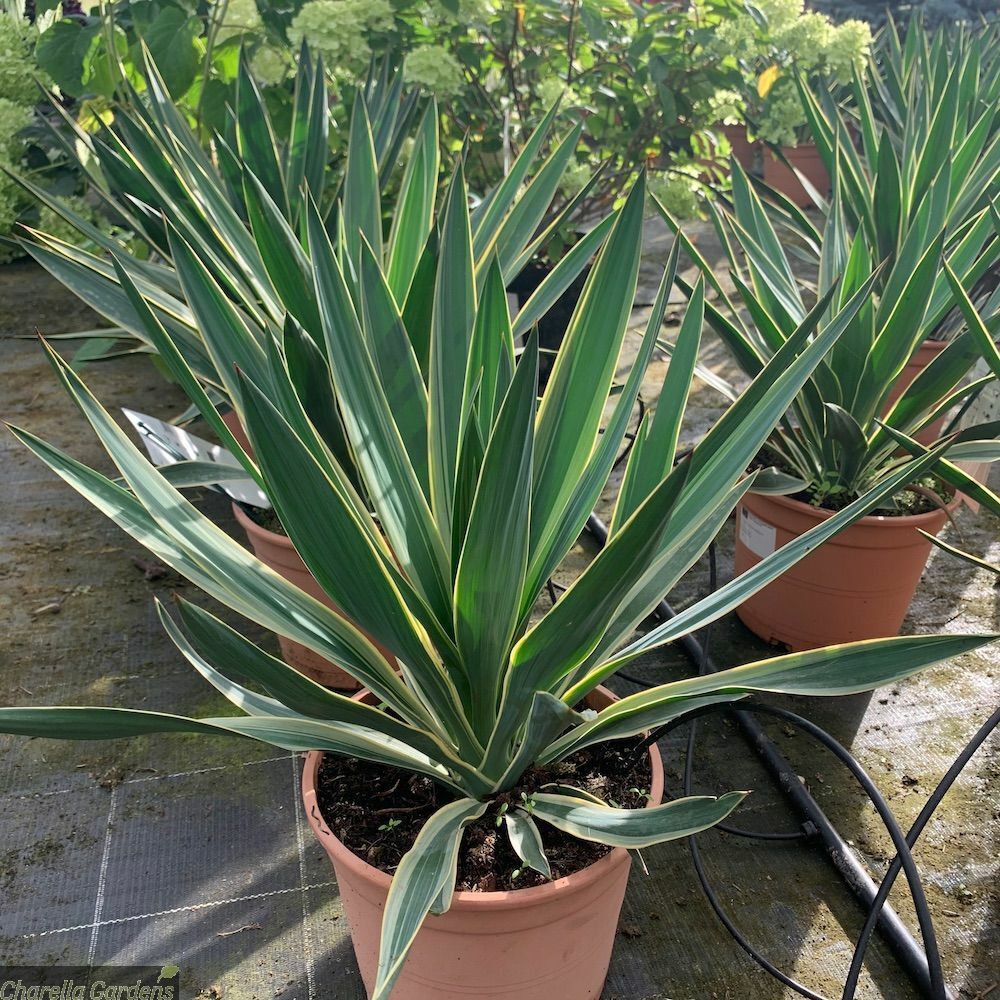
373,799,488,1000
532,791,747,848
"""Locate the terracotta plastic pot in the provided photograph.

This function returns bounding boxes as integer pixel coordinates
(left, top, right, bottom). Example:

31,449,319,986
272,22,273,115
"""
762,144,829,208
302,686,665,1000
720,123,757,170
232,502,364,690
883,339,949,445
507,259,590,388
220,408,253,455
733,490,957,651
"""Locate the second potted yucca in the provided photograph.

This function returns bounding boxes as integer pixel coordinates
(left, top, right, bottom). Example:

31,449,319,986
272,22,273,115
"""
666,164,1000,650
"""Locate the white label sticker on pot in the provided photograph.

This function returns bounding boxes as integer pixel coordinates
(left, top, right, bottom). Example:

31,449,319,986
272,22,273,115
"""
739,507,776,559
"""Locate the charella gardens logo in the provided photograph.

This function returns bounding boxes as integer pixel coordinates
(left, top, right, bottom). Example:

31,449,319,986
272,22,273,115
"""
0,967,180,1000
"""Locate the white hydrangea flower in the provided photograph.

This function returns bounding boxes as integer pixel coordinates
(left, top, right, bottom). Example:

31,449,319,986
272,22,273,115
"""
0,17,39,107
403,45,465,97
0,97,31,160
826,19,872,83
215,0,262,43
252,45,293,86
288,0,393,75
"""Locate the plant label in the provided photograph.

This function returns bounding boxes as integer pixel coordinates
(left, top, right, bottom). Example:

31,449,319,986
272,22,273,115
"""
122,408,270,509
739,507,776,558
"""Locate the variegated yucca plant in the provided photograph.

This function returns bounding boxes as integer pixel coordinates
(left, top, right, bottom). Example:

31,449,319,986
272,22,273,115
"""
3,56,998,1000
15,50,605,498
792,23,1000,342
662,158,1000,510
865,16,1000,186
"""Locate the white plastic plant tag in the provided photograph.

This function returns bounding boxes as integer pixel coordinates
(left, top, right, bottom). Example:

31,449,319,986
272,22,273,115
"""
122,408,271,509
739,507,776,559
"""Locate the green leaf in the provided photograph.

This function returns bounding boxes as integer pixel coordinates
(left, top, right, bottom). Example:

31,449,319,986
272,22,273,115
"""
530,177,645,559
427,165,477,543
9,363,419,727
166,227,272,409
471,101,561,253
106,253,260,485
358,239,430,493
305,198,453,629
141,8,202,99
236,370,481,756
550,632,996,762
35,20,101,97
751,468,810,494
522,247,676,609
343,94,383,270
489,123,583,282
942,260,1000,379
468,254,515,439
401,229,438,378
242,169,321,336
504,811,551,878
485,458,691,778
171,597,370,721
532,791,746,848
284,49,328,222
373,799,488,1000
611,274,703,535
0,705,460,789
141,460,251,489
387,102,439,302
860,234,945,421
454,335,537,736
234,52,287,214
163,597,490,794
490,690,581,794
0,706,242,742
510,214,616,340
586,445,973,683
922,531,1000,577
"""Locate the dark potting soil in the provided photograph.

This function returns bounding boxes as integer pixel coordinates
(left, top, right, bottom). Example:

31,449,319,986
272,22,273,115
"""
315,737,653,892
752,446,954,516
245,504,287,536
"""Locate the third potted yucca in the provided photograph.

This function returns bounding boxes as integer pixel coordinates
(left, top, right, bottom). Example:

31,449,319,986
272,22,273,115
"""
795,26,1000,433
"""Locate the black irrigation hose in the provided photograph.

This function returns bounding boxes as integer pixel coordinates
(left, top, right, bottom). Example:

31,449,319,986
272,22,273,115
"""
674,701,950,1000
567,411,994,996
683,713,830,1000
842,703,1000,1000
574,512,998,999
633,571,999,1000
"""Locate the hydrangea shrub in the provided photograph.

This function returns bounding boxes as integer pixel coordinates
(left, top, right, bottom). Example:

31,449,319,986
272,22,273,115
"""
711,0,871,146
0,14,40,262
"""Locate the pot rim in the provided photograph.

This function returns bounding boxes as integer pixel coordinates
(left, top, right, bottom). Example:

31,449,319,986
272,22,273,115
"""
912,338,949,355
231,500,294,549
744,487,960,528
302,686,664,911
768,141,821,157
